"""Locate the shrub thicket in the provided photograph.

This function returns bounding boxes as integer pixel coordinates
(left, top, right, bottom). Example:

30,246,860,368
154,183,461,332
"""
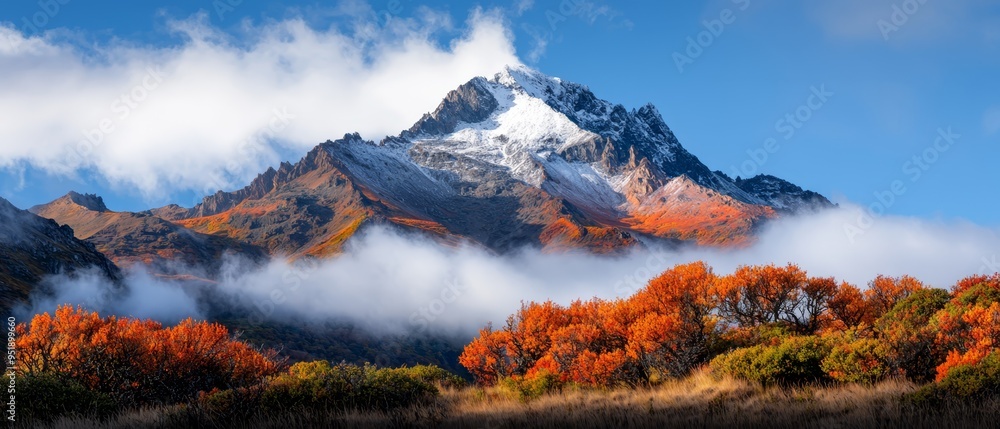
709,335,831,385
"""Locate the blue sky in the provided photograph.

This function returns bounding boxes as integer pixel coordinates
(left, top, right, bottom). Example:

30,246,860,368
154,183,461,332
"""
0,0,998,226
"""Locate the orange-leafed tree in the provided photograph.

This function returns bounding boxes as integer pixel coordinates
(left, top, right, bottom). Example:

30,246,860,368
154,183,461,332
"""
794,277,839,333
548,322,618,385
951,273,1000,296
552,299,632,384
717,264,808,327
459,262,984,389
16,305,280,407
596,298,647,383
458,324,514,385
935,301,1000,381
934,274,1000,349
627,261,718,378
828,282,871,329
459,301,569,385
865,275,924,320
932,274,1000,381
626,312,681,380
503,301,567,376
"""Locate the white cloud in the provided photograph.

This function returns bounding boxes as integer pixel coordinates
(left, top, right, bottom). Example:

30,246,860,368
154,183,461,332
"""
202,206,1000,335
24,205,1000,336
679,204,998,289
21,268,203,325
514,0,535,16
0,9,519,200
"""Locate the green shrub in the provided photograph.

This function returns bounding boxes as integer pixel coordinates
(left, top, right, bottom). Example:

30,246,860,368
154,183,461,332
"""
498,370,563,401
357,366,441,410
952,282,1000,308
259,361,438,413
710,336,832,385
18,373,117,422
874,288,949,382
821,337,891,384
193,385,265,422
397,364,468,389
911,351,1000,404
715,323,795,352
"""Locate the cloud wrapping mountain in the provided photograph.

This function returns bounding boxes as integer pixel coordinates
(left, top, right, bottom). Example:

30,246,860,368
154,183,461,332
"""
0,9,518,199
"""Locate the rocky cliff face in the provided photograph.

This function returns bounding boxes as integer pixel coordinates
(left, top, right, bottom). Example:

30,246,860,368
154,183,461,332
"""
733,174,833,213
0,197,121,310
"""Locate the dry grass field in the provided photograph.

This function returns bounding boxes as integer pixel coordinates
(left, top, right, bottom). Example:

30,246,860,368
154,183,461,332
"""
28,369,1000,429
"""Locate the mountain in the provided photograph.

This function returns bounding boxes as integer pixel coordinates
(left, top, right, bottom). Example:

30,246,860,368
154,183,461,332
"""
162,65,830,255
0,197,121,310
30,192,266,269
24,66,831,264
732,174,833,213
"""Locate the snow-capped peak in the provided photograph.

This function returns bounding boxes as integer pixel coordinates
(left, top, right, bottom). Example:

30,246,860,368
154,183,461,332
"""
412,65,602,188
493,64,564,100
397,65,830,217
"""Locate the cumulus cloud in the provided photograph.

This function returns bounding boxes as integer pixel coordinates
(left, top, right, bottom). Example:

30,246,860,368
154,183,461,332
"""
23,205,1000,338
0,8,519,200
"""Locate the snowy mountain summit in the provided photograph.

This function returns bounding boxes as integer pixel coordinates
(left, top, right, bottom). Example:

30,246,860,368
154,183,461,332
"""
401,65,829,214
150,65,833,256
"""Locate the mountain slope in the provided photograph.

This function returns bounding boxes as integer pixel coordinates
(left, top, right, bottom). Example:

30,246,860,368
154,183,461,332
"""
151,65,831,256
174,137,637,257
31,192,266,268
622,176,776,246
0,197,121,310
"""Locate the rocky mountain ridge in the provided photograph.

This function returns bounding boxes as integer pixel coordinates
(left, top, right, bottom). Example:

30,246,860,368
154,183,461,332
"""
28,65,832,263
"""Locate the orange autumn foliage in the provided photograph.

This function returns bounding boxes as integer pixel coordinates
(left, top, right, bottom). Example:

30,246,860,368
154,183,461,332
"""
828,282,871,328
461,262,846,387
714,264,839,333
950,273,1000,296
935,301,1000,381
16,305,280,406
865,275,924,320
627,261,718,378
460,262,994,390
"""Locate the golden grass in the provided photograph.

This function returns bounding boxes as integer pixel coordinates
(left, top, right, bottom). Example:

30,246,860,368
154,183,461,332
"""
26,369,1000,429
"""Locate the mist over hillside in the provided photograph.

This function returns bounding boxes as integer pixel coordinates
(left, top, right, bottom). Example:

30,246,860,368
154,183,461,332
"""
19,203,997,337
